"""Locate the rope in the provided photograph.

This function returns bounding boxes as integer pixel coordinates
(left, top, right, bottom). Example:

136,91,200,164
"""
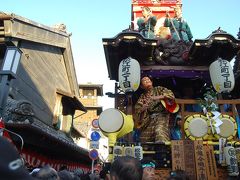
169,17,181,41
1,127,24,150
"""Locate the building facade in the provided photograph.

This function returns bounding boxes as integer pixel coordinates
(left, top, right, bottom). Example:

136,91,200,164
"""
74,83,103,137
0,12,90,171
73,83,109,161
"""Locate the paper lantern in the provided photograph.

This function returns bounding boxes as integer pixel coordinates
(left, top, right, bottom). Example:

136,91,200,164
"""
118,57,140,93
123,146,133,157
113,145,123,160
133,144,143,160
98,108,134,161
209,58,235,93
224,146,239,176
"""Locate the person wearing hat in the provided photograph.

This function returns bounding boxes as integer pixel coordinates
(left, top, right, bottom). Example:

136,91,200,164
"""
141,159,156,180
137,6,157,39
0,136,35,180
135,75,179,143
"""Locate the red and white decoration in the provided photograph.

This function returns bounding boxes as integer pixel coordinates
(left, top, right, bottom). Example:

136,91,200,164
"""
21,148,91,172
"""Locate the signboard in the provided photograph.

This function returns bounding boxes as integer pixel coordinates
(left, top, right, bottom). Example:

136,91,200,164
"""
90,131,101,141
90,141,100,149
194,141,207,180
92,119,99,129
89,149,99,160
171,140,185,171
183,140,196,180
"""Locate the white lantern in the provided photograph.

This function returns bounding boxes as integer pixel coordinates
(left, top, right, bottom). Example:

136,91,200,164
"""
224,146,239,176
118,57,140,93
209,58,235,93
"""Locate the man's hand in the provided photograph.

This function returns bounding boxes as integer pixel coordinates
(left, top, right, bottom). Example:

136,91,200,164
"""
144,15,151,23
141,103,149,111
151,95,164,101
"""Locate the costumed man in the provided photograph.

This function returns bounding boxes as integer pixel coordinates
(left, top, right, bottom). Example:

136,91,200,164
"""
134,75,179,143
164,4,193,43
137,6,157,39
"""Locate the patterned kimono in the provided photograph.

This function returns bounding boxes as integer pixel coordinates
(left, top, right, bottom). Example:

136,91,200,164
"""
135,86,175,143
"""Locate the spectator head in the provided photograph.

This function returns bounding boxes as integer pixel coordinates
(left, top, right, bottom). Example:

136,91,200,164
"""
73,168,84,178
58,169,74,180
0,136,35,180
110,156,143,180
100,162,111,179
59,165,67,171
141,158,156,180
34,165,59,180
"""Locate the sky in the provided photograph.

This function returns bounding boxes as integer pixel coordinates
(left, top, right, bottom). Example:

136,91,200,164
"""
1,0,239,110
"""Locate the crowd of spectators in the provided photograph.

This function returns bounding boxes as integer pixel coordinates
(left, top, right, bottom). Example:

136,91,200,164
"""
0,136,190,180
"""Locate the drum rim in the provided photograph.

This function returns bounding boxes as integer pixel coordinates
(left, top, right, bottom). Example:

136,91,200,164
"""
213,114,237,140
98,108,124,133
184,114,211,140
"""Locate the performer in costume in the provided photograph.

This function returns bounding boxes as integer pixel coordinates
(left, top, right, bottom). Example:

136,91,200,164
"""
170,114,182,140
164,4,193,43
137,6,157,39
134,75,179,143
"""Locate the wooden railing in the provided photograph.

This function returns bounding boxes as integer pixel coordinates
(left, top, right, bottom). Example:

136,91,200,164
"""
176,98,240,116
176,98,240,140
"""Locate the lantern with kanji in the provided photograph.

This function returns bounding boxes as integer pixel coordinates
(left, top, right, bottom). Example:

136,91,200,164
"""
118,57,140,93
209,58,235,93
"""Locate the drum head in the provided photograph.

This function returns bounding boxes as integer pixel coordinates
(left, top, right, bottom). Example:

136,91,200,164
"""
98,108,124,133
214,115,237,140
184,114,210,140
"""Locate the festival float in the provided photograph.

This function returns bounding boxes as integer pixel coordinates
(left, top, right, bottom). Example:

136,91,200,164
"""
101,0,240,179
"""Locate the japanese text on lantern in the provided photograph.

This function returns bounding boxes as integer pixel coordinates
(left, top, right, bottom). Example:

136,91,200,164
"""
219,60,232,89
121,58,131,88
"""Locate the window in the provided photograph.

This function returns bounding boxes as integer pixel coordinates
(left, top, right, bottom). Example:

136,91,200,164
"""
83,89,94,98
